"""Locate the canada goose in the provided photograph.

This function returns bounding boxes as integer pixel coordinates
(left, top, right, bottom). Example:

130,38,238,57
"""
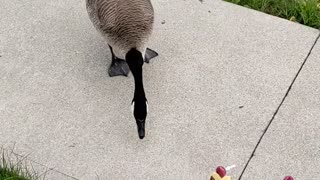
86,0,158,139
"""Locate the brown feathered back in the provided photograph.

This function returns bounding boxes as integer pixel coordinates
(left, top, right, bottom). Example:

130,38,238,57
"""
86,0,154,58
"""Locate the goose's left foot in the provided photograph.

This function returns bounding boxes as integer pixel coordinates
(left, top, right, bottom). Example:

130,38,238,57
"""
108,58,130,77
144,48,158,63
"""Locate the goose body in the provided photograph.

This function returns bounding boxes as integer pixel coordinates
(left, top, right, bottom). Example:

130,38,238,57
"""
86,0,158,139
86,0,155,59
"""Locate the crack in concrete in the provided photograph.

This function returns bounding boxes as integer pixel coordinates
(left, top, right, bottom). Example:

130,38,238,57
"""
27,158,80,180
28,159,80,180
238,31,320,180
6,149,80,180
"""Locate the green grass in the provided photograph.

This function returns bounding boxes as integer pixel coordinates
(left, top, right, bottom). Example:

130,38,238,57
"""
225,0,320,29
0,150,38,180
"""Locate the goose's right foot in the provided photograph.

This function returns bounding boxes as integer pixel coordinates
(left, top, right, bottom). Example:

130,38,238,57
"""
108,45,130,77
108,58,130,77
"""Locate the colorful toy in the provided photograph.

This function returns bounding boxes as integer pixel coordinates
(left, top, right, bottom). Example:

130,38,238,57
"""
210,166,231,180
283,176,294,180
210,166,294,180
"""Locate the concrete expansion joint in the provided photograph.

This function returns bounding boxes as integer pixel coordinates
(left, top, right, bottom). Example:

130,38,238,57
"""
237,32,320,180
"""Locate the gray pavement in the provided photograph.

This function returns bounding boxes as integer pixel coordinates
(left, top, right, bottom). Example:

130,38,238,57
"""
241,38,320,180
0,0,319,179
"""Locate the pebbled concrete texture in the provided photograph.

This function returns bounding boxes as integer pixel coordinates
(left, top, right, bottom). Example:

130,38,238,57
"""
240,38,320,180
0,0,319,179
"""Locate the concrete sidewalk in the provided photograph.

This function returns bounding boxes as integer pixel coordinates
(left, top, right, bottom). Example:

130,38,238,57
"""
0,0,319,179
241,38,320,180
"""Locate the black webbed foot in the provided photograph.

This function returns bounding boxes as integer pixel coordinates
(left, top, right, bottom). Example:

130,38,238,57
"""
144,48,158,63
108,58,130,77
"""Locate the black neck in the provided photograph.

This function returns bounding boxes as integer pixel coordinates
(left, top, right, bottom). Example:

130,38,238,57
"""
132,67,146,101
